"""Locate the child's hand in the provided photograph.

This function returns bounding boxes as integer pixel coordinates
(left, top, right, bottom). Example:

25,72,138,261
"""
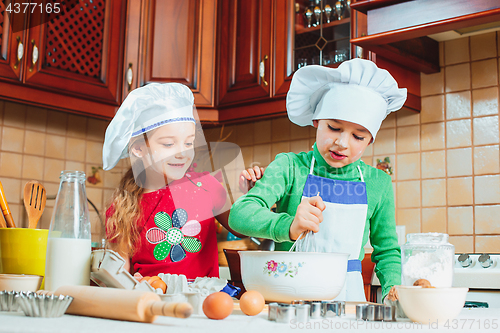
289,196,326,241
239,166,265,193
133,272,144,282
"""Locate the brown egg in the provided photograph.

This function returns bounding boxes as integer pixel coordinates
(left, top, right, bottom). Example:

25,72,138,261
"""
239,290,265,316
414,279,434,288
203,292,233,320
150,278,167,293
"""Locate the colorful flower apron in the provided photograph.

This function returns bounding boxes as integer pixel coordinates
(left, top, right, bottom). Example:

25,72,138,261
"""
301,157,367,301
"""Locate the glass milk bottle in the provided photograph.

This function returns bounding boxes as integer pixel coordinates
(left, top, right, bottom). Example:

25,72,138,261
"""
45,171,91,290
401,233,454,288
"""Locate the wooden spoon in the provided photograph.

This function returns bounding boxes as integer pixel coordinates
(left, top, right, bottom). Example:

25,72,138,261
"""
23,181,47,229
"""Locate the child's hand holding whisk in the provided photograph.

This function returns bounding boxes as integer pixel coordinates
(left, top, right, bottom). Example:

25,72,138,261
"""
289,194,325,241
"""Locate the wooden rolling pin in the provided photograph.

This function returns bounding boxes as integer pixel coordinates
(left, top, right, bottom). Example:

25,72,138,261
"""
39,286,192,323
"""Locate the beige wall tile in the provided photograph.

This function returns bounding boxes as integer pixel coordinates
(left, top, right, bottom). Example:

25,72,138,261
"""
271,117,290,142
475,205,500,234
66,138,86,162
86,118,108,142
447,177,473,206
373,128,396,155
445,63,471,92
21,155,44,180
222,125,236,144
475,236,500,253
0,177,21,206
474,174,500,204
46,110,67,135
471,59,498,89
380,112,396,129
67,114,88,139
472,87,499,117
1,127,24,152
474,145,500,175
473,116,499,145
45,134,66,159
3,102,26,128
271,142,290,160
25,106,47,132
422,179,446,207
203,127,220,143
236,122,254,146
103,169,123,188
396,125,420,153
252,144,271,167
449,236,473,253
447,148,472,177
396,208,421,234
397,180,420,208
448,206,473,235
421,95,444,123
422,207,447,233
240,146,253,168
363,143,373,157
396,108,420,126
421,150,446,179
397,153,420,181
290,139,310,154
43,158,65,183
420,70,444,96
43,183,60,207
361,157,372,165
39,206,53,229
421,122,445,151
23,131,46,156
0,152,23,178
446,91,471,120
446,119,471,148
66,161,85,173
86,187,103,211
444,38,470,65
309,126,317,138
254,120,271,144
470,32,497,61
290,122,310,140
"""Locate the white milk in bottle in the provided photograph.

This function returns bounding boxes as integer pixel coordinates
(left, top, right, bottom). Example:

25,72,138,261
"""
45,171,91,291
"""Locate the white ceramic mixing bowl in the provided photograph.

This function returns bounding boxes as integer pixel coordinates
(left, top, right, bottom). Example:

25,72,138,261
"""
396,285,468,323
239,251,349,302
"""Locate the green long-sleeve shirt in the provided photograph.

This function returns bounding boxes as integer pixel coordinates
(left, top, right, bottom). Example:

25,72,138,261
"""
229,144,401,298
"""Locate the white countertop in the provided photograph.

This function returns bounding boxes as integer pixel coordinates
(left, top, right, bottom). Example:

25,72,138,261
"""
1,308,499,333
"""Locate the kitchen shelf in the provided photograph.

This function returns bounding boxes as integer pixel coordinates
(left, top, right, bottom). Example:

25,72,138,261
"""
295,17,350,35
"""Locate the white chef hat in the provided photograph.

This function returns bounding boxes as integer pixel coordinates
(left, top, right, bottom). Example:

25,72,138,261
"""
286,58,407,139
102,82,196,170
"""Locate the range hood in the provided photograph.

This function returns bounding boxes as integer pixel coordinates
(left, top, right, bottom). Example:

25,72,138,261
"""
350,0,500,73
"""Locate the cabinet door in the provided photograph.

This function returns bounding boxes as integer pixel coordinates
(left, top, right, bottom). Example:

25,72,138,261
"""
218,0,273,106
138,0,217,110
273,0,294,97
22,0,125,113
0,1,27,81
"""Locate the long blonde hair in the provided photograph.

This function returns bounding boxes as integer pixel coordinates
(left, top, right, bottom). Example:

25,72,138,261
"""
106,134,149,256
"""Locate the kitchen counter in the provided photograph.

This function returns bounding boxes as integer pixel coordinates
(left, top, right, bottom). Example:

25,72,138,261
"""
1,308,499,333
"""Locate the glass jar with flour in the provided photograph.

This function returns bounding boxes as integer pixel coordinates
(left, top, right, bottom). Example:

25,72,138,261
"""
401,233,454,287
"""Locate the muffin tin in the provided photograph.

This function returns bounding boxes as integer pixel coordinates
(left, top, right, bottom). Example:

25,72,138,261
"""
0,290,19,312
268,300,346,323
16,291,73,318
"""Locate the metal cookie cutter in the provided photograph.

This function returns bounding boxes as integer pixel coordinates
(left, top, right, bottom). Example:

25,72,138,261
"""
356,304,395,321
321,300,345,317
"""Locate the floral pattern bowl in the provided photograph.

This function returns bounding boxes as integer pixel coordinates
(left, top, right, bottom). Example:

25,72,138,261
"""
238,251,349,302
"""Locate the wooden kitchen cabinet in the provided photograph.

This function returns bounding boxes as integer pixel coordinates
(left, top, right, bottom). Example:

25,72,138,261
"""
0,0,126,118
122,0,219,122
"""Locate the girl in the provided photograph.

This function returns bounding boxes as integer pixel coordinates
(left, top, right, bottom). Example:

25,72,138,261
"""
230,59,406,301
102,82,242,279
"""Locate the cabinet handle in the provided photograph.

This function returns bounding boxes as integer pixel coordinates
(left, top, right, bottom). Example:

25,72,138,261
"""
29,39,39,72
259,55,269,87
126,63,133,91
13,36,24,70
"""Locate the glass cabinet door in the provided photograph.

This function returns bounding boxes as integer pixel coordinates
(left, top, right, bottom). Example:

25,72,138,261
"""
294,0,351,70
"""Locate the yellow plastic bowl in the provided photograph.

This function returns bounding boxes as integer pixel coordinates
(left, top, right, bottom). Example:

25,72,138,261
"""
0,228,48,289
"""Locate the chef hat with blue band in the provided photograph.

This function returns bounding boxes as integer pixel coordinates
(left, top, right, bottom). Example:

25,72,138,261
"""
286,58,407,140
103,83,197,171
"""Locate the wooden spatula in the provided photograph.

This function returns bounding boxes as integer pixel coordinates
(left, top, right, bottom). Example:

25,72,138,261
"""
23,181,47,229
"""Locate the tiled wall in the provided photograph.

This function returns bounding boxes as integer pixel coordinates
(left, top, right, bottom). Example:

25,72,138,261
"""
2,32,499,253
0,101,126,244
205,32,500,254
